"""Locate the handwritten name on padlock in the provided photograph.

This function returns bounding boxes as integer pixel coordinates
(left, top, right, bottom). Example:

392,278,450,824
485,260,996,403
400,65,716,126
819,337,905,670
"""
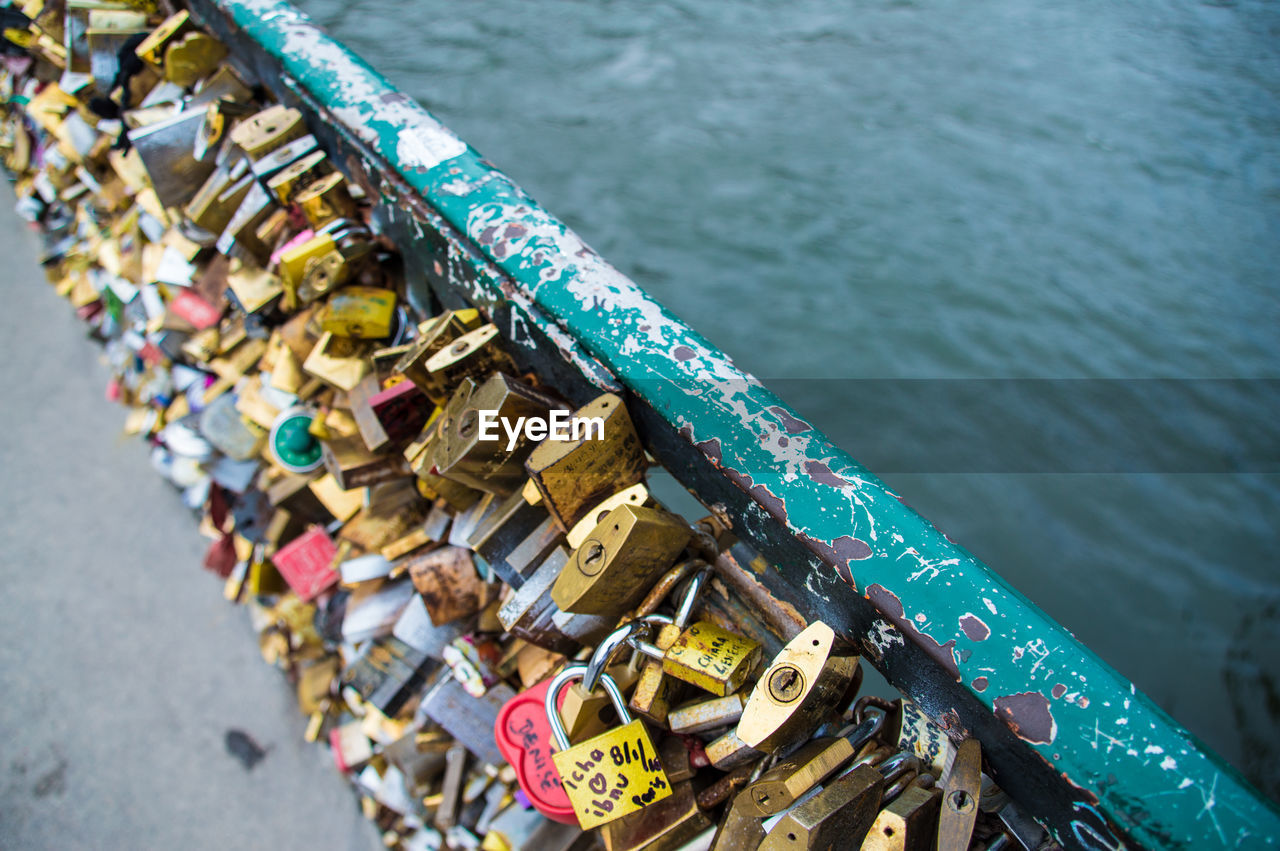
495,678,576,824
552,720,669,828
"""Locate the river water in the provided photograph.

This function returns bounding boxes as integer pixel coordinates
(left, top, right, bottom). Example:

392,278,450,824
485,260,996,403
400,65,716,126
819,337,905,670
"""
297,0,1280,799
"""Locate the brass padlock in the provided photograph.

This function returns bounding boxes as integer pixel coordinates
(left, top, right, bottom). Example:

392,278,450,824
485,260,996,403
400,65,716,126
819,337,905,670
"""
545,665,671,830
163,31,226,88
758,763,885,851
134,10,194,68
419,322,514,406
229,104,307,160
667,693,746,736
552,504,691,616
601,779,712,851
628,564,707,725
266,149,331,205
737,621,859,753
706,729,763,770
433,372,560,495
742,710,887,818
937,738,981,851
185,161,252,236
295,171,357,228
566,483,650,550
524,392,647,531
394,308,483,392
861,777,940,851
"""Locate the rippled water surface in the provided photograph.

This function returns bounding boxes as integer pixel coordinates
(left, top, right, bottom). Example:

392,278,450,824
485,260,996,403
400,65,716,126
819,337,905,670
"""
297,0,1280,797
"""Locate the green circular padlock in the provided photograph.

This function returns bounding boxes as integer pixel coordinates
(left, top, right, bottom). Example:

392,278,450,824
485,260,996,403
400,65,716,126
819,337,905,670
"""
269,407,323,473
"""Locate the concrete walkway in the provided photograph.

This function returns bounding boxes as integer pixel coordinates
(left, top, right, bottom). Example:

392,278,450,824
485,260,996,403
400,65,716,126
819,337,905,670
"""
0,186,382,850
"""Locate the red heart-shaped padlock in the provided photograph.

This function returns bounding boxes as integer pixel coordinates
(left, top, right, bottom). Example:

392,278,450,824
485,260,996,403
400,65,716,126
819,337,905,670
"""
494,677,576,824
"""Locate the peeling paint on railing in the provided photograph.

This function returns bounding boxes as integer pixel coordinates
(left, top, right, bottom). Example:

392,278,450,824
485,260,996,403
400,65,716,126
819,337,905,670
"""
194,1,1280,846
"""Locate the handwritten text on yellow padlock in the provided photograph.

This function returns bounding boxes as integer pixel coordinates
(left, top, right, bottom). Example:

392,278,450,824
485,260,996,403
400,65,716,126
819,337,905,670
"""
664,621,762,696
551,718,670,830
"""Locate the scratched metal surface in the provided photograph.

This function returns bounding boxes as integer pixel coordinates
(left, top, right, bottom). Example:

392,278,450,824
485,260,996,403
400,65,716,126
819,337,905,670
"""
189,1,1280,846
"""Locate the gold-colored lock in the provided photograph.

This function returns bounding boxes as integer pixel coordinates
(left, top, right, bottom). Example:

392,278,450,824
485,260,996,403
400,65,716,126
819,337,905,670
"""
637,620,762,697
217,183,278,264
419,323,514,406
134,10,194,68
552,504,691,617
524,392,648,531
394,308,483,391
230,104,307,161
546,665,671,830
667,693,746,735
860,781,941,851
186,167,253,235
278,232,340,294
742,710,887,818
266,149,331,205
433,372,559,495
566,483,650,550
302,332,371,392
936,738,981,851
737,621,859,753
758,763,885,851
629,620,686,726
318,286,397,339
227,263,284,314
320,433,410,490
295,171,357,228
163,31,227,88
557,661,641,744
713,789,768,851
601,780,712,851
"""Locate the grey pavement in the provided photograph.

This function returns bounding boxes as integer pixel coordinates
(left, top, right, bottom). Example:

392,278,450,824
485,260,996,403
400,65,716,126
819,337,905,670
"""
0,185,383,851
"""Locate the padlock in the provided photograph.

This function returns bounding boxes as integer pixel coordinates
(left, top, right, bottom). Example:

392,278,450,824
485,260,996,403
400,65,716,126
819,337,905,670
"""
318,285,397,339
758,763,885,851
295,171,357,228
524,392,648,531
861,775,940,851
667,693,746,736
705,729,763,770
742,710,887,818
320,433,410,490
737,621,860,753
163,31,226,88
133,10,195,68
394,308,483,392
464,488,560,588
185,160,252,235
894,698,957,782
419,323,515,406
216,182,278,264
493,677,579,826
434,373,560,496
343,635,433,718
416,666,515,767
302,331,371,392
497,547,589,655
561,621,650,742
404,544,497,626
266,148,331,205
545,664,671,830
229,104,307,161
631,618,762,698
601,779,712,851
566,483,650,550
552,504,692,616
628,566,707,725
937,737,981,851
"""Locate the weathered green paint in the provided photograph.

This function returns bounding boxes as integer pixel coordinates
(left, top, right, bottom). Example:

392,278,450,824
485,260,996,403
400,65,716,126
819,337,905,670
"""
204,2,1279,846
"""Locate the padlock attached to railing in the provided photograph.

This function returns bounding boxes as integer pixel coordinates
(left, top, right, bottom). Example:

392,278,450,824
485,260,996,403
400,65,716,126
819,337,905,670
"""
544,663,671,830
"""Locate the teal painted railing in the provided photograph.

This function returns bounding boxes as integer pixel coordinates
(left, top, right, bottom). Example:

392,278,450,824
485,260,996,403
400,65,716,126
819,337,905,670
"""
187,1,1280,846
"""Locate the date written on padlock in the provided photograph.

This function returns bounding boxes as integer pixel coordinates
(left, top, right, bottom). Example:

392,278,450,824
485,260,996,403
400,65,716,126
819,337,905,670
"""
546,664,671,830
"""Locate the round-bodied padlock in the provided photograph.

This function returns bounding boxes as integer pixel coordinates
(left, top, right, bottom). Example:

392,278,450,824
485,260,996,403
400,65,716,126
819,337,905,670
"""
545,664,671,830
269,406,323,473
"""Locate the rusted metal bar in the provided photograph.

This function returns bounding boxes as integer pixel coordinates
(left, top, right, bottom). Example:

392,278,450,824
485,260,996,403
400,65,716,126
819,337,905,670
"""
186,1,1280,846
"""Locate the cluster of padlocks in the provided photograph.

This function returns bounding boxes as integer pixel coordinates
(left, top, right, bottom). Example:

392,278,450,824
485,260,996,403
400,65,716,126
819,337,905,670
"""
1,5,1043,850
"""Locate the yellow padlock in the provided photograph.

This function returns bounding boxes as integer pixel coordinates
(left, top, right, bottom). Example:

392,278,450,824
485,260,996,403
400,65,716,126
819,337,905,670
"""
546,664,671,830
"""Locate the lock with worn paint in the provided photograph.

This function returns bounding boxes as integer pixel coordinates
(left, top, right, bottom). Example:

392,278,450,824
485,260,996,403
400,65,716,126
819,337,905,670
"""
737,620,860,753
545,664,671,830
318,285,397,339
266,149,331,205
394,308,483,392
419,322,514,406
601,779,713,851
861,774,940,851
433,372,560,496
229,104,306,160
552,504,692,617
524,392,648,531
295,171,357,228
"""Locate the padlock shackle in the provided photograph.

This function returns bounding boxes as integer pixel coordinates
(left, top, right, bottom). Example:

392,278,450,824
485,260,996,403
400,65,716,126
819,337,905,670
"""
838,709,886,754
582,621,652,694
673,562,711,628
631,639,666,662
544,664,633,752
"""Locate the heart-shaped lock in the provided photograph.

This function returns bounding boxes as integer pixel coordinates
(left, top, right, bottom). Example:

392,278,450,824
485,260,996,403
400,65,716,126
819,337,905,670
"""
495,678,576,824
